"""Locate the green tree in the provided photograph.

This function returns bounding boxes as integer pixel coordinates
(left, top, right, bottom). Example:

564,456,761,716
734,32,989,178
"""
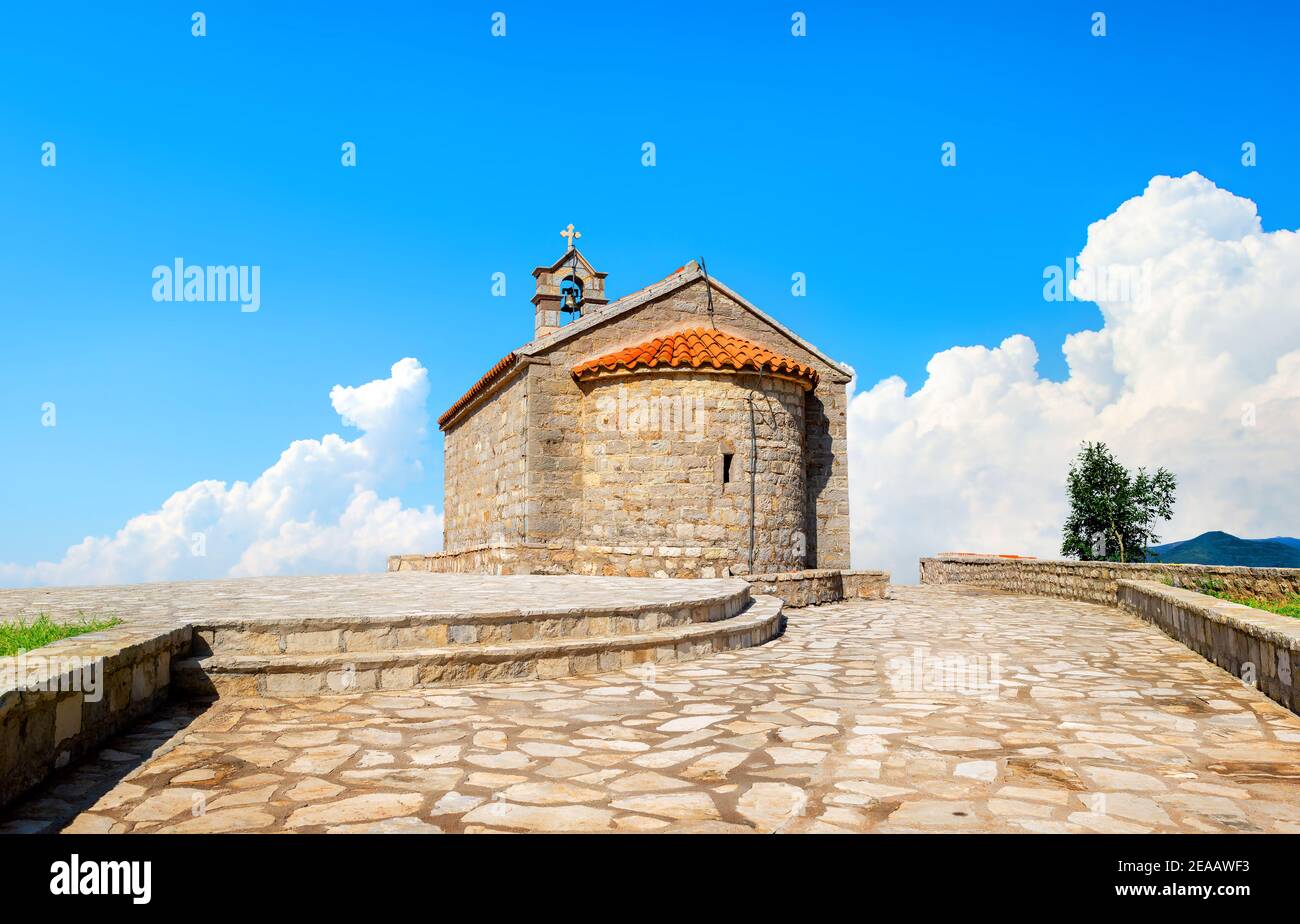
1061,442,1177,563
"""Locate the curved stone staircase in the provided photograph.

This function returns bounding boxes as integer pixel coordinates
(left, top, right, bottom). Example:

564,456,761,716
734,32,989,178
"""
174,580,783,697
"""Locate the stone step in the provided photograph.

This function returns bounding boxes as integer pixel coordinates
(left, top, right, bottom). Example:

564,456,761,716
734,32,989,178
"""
174,595,783,698
189,585,750,657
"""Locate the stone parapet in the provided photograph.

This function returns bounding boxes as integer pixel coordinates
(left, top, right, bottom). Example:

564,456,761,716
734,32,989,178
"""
176,594,784,699
388,545,556,576
389,544,738,579
919,555,1300,605
390,549,891,605
571,544,737,579
840,570,891,600
188,585,749,656
0,617,191,810
1118,579,1299,715
744,568,889,607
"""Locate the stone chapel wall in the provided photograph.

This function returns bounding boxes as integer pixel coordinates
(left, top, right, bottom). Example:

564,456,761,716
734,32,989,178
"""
442,370,529,551
527,278,850,569
575,369,807,575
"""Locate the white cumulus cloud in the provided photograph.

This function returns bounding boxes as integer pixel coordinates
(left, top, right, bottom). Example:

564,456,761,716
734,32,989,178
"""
849,173,1300,582
1,358,443,587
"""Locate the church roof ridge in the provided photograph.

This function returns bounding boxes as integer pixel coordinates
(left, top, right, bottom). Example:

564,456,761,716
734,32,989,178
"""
436,351,519,430
437,259,852,430
520,262,852,380
532,246,608,278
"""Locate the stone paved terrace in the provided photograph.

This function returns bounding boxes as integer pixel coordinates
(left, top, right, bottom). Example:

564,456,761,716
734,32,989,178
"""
5,585,1300,834
0,573,749,626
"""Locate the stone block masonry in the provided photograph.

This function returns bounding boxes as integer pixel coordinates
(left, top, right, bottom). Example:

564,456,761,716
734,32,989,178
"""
0,616,191,809
178,595,783,699
389,544,750,580
576,370,808,575
435,257,854,580
389,545,553,576
919,555,1300,605
389,553,889,608
441,367,529,550
744,568,889,607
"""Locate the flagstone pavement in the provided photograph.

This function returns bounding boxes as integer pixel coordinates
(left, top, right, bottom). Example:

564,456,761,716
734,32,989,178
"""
5,585,1300,834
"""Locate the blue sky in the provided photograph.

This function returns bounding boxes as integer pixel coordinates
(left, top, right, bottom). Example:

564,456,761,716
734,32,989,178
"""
2,1,1298,567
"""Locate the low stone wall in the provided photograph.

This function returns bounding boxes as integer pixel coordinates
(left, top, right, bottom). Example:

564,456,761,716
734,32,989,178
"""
919,555,1300,606
841,570,891,601
571,545,739,580
390,545,895,591
389,545,555,576
392,550,891,606
389,544,740,579
0,620,192,810
744,569,842,606
744,569,889,607
1119,580,1299,714
179,595,785,699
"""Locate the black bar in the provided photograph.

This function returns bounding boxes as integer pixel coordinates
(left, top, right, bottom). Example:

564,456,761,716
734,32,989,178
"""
3,834,1283,911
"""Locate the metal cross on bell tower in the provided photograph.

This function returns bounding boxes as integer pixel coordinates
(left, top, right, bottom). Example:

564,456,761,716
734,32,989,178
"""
532,226,607,339
558,224,584,313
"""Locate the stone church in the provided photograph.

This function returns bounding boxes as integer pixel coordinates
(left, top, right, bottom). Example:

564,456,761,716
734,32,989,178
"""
410,236,851,579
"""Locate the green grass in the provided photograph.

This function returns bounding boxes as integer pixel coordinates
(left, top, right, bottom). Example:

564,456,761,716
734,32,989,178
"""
0,613,123,656
1211,593,1300,619
1186,578,1300,620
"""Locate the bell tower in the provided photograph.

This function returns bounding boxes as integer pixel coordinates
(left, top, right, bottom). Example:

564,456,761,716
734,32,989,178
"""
531,224,608,339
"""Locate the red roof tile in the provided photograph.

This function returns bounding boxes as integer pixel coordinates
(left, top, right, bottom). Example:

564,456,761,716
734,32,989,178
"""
571,328,819,386
939,552,1039,559
437,352,519,430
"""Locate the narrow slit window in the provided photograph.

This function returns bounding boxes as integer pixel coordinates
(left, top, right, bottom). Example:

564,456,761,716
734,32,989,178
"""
722,452,734,484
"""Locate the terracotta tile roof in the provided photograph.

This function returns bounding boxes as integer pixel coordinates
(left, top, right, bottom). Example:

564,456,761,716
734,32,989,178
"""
571,328,819,387
437,352,519,430
939,552,1038,559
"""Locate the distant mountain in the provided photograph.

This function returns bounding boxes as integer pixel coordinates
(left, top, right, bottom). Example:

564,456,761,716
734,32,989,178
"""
1149,531,1300,567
